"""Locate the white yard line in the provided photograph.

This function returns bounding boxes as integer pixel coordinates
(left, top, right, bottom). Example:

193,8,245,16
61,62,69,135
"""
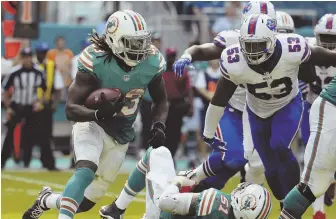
2,173,146,203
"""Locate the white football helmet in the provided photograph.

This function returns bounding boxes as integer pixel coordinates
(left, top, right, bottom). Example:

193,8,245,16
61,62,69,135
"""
239,14,277,65
105,10,152,66
241,1,276,24
231,183,272,219
276,11,295,33
314,14,336,50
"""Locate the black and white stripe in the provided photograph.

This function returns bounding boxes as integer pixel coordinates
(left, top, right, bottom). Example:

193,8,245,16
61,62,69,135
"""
2,64,46,106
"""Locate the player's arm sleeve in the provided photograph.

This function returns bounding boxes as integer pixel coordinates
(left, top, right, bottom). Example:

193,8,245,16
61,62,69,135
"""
77,48,95,75
308,45,336,67
213,31,227,49
203,76,237,138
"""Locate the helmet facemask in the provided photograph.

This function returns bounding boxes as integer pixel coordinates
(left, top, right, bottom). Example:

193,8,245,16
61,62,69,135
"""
239,37,275,65
107,30,152,66
277,28,294,34
316,33,336,51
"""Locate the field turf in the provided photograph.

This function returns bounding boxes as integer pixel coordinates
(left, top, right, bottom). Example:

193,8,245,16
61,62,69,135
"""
2,171,335,219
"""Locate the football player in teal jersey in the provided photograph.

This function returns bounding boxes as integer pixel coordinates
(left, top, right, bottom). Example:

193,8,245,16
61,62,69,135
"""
22,10,168,219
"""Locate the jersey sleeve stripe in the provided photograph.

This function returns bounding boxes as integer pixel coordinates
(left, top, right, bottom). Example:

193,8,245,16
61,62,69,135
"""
83,49,93,61
200,189,214,216
214,35,226,48
78,57,93,72
205,189,216,215
80,52,93,67
301,43,311,63
198,190,210,216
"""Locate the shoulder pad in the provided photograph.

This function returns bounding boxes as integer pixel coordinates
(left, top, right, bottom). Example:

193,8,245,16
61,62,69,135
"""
277,33,311,64
77,45,104,75
214,29,240,49
146,45,166,74
219,44,245,84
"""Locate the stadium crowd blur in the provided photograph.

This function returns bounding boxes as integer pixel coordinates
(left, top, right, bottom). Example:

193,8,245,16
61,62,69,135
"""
1,1,335,170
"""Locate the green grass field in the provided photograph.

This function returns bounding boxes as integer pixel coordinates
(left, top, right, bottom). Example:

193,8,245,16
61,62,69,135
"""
2,171,335,219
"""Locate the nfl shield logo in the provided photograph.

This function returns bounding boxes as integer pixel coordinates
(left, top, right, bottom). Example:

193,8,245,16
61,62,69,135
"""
124,75,130,81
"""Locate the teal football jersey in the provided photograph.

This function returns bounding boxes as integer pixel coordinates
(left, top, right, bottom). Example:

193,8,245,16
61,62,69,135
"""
320,76,336,106
78,44,166,144
160,189,234,219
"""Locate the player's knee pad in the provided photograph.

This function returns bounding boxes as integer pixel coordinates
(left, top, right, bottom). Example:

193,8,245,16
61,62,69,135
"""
83,178,110,203
75,160,98,173
297,182,316,203
77,197,96,213
158,193,193,215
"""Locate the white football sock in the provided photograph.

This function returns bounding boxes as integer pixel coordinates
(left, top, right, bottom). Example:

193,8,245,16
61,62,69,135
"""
41,193,61,209
312,194,325,214
115,189,135,210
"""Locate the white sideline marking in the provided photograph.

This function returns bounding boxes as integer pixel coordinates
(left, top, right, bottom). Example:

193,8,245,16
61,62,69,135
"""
2,174,146,203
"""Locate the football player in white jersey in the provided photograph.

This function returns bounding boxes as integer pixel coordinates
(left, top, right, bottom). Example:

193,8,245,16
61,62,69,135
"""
294,14,336,219
203,13,336,209
244,10,297,189
172,1,275,193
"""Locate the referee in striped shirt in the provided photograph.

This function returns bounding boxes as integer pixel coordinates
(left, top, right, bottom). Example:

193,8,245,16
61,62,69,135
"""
1,48,47,168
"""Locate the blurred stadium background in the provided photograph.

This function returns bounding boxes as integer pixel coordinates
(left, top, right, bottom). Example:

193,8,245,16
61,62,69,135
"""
1,1,336,219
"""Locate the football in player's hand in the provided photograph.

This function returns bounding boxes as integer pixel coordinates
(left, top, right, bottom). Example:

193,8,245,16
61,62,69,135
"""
84,88,121,109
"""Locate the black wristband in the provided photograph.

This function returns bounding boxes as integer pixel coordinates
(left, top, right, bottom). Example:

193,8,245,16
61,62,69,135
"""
152,121,166,131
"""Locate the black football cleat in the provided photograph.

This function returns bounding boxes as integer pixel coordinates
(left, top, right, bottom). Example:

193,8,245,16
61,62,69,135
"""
22,186,52,219
99,201,125,219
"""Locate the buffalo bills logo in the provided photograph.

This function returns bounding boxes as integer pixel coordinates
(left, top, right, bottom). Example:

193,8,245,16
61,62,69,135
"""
106,16,119,34
266,19,277,32
243,2,252,14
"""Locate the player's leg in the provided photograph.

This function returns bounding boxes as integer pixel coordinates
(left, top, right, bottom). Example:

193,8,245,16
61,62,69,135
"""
270,94,303,201
145,146,176,219
22,122,103,219
110,147,151,214
193,106,246,191
243,105,285,199
280,97,336,219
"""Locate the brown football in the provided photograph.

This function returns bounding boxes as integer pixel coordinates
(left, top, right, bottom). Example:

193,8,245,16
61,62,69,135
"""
84,88,121,109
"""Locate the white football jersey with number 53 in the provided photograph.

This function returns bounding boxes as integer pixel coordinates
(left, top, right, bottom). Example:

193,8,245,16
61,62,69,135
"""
220,33,311,118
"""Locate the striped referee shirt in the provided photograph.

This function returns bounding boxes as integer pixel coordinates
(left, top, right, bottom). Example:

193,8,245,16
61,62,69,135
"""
2,64,46,106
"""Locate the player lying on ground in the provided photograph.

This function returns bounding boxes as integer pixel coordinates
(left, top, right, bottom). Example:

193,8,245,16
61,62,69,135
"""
100,146,272,219
22,10,168,219
279,76,336,219
202,13,336,209
101,144,273,219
